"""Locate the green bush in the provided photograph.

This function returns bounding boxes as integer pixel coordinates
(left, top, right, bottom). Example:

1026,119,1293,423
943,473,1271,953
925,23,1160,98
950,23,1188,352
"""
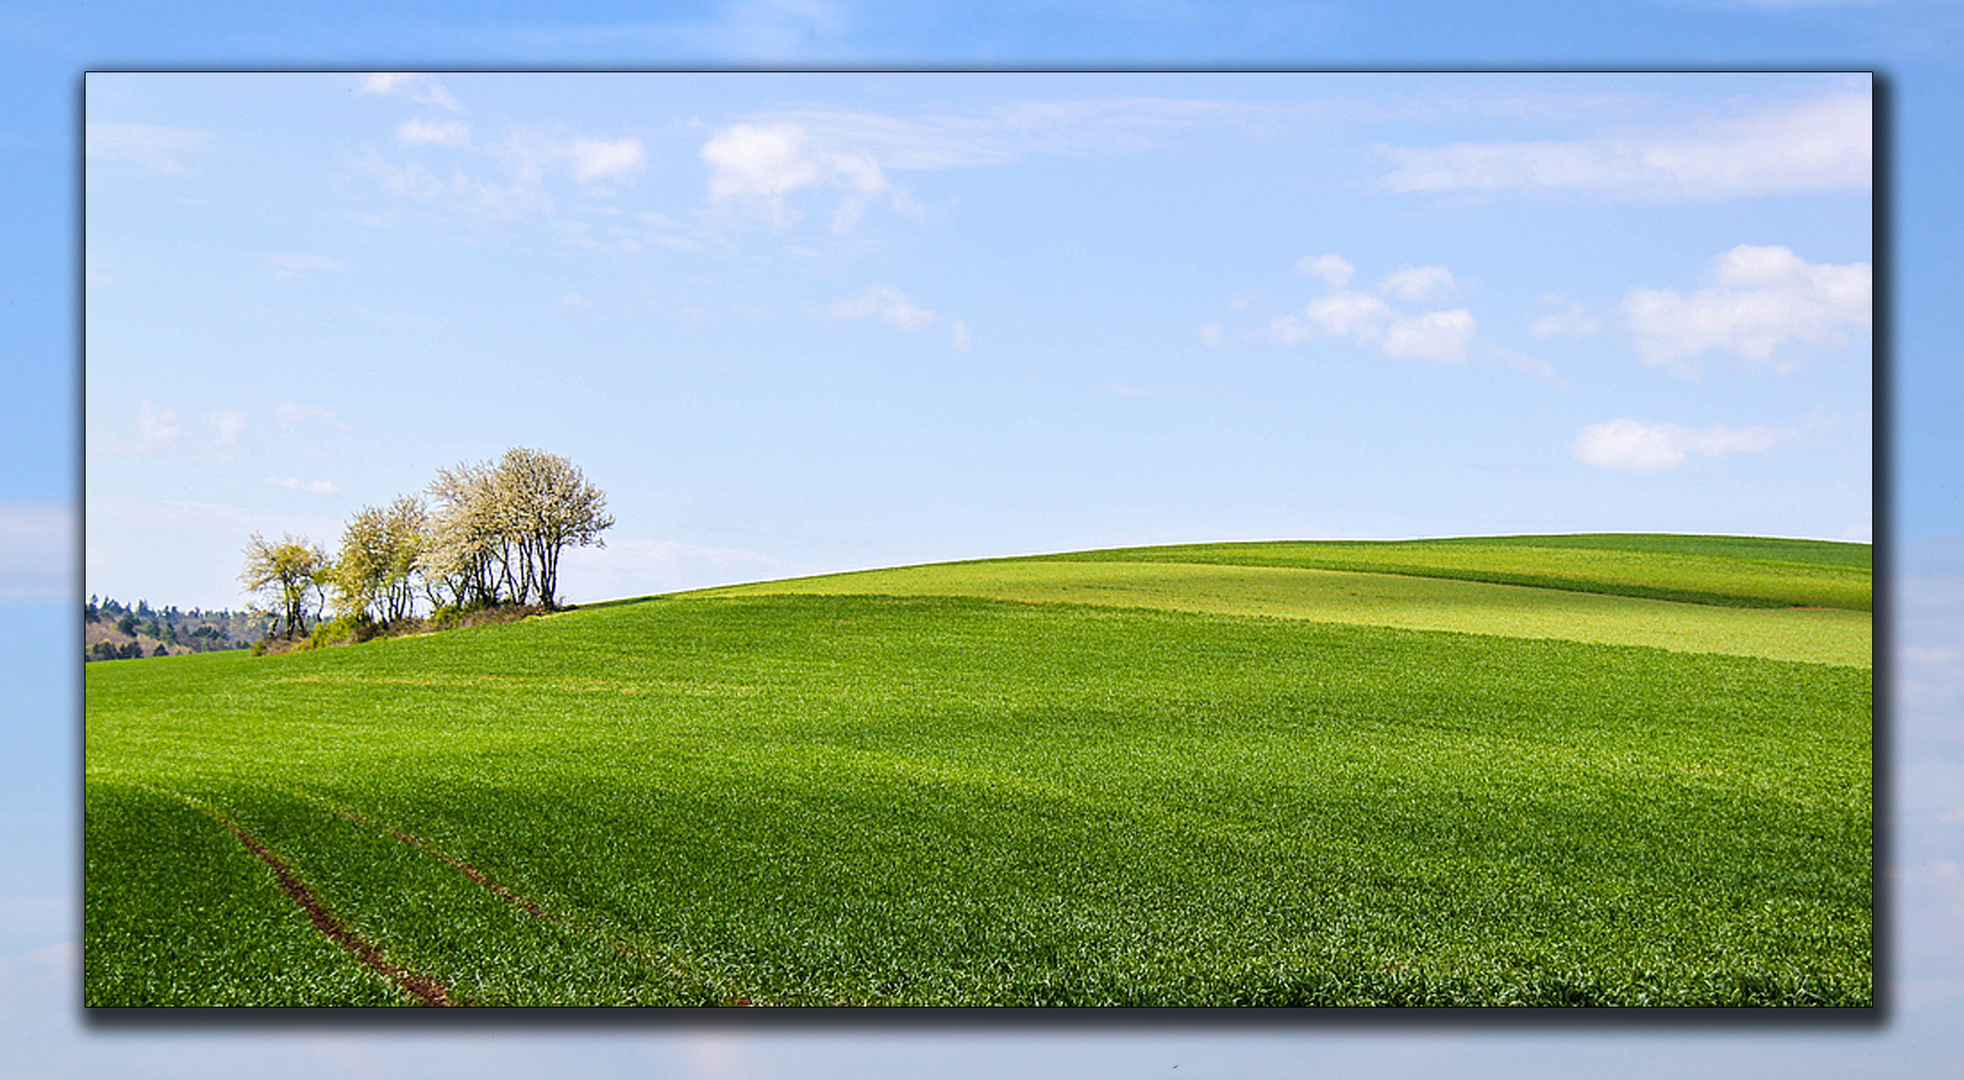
428,600,492,632
301,615,377,651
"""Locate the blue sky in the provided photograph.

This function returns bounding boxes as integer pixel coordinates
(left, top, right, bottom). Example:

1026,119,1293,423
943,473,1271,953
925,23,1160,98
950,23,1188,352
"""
6,0,1964,1077
84,70,1873,609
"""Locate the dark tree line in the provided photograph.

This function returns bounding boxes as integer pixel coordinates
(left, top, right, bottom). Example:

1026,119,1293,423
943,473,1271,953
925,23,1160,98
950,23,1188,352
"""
84,596,266,662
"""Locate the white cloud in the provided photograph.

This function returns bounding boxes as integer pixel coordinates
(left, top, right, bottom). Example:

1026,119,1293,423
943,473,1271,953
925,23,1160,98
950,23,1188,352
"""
1200,321,1227,346
825,285,934,330
1571,418,1784,474
1383,309,1477,362
208,411,245,447
265,477,341,496
1484,343,1569,388
354,149,448,199
137,401,180,448
1380,93,1870,201
1268,255,1477,362
397,119,472,147
570,137,645,184
1295,254,1354,290
359,73,462,112
1305,291,1392,338
558,292,596,308
701,122,904,230
1623,244,1871,370
950,319,972,352
1530,295,1601,339
85,122,211,175
1378,265,1454,303
704,123,826,198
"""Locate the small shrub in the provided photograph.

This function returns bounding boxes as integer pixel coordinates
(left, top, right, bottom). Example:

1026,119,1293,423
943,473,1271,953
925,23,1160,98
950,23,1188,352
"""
428,599,492,632
301,615,377,651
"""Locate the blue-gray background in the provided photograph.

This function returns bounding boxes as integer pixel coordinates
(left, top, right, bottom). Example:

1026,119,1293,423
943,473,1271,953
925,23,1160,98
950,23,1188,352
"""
9,1,1958,1075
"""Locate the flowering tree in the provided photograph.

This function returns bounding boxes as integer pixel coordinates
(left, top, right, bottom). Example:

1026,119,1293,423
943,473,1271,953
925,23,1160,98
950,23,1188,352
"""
239,532,329,639
419,448,613,609
332,495,429,624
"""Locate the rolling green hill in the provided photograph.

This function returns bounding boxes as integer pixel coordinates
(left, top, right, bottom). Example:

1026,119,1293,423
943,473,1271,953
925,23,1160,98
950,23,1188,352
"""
85,534,1872,1006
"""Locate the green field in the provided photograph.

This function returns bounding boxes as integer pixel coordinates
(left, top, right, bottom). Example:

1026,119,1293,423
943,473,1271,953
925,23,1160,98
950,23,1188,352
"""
85,534,1872,1006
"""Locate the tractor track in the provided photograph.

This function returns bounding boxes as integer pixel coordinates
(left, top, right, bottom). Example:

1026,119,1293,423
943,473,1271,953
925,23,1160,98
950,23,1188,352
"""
177,795,452,1007
307,797,756,1005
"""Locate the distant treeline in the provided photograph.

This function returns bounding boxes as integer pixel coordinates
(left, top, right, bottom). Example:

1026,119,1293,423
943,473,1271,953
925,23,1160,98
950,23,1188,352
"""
84,596,271,662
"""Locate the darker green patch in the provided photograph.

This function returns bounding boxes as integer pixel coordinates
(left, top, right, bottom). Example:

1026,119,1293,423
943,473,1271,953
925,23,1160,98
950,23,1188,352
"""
84,783,407,1006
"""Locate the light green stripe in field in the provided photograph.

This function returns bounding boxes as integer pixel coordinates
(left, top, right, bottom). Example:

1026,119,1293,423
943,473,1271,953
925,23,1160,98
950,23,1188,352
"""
1048,536,1871,610
697,560,1870,668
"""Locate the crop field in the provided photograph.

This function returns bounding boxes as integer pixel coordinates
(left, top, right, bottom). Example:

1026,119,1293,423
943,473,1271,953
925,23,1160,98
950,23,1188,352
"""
84,535,1872,1006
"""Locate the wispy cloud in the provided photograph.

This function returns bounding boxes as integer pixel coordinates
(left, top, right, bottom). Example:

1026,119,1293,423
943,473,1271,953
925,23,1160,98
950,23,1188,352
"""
752,97,1254,171
265,476,341,496
1530,294,1601,339
1383,309,1477,362
1295,254,1354,290
359,73,463,112
208,411,245,448
1624,244,1871,371
357,126,646,221
1484,343,1569,388
1571,418,1785,474
1379,265,1454,303
137,401,180,448
397,118,472,147
701,122,901,230
1379,93,1870,201
85,123,212,175
571,137,645,184
1299,291,1391,339
696,96,1270,231
825,285,934,330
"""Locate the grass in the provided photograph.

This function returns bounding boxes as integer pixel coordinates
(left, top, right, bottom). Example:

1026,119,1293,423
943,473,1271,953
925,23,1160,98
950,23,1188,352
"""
700,559,1868,667
1038,533,1873,610
84,534,1872,1006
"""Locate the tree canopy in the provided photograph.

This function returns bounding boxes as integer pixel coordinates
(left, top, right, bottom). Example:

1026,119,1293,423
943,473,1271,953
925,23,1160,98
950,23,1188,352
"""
239,533,329,639
244,448,612,655
420,448,614,610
